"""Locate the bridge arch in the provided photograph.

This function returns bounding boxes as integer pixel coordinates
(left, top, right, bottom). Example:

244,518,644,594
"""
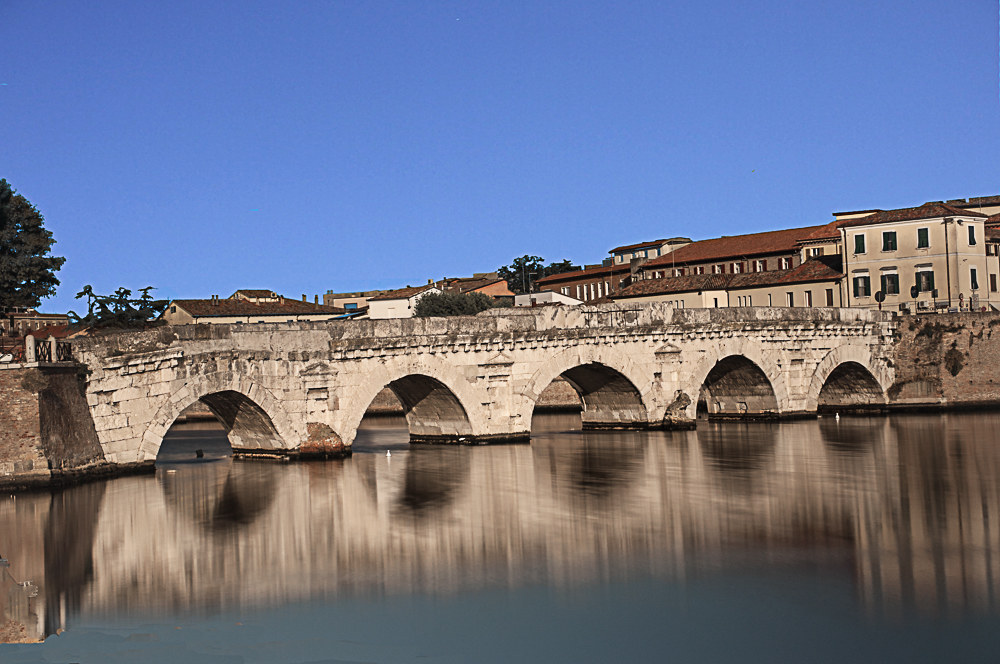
518,346,652,430
140,372,295,462
808,345,891,413
685,341,789,420
345,357,482,444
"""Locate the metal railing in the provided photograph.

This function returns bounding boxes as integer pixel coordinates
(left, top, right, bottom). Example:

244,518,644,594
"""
0,336,73,364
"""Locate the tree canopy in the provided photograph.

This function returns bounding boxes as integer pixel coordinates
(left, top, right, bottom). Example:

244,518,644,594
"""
0,179,65,311
414,291,505,317
497,255,580,294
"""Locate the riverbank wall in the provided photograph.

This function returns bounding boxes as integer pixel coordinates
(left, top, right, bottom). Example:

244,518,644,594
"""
889,312,1000,409
0,364,151,490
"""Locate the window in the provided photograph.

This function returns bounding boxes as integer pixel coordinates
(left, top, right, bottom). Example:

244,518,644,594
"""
916,270,935,293
170,305,176,313
732,262,741,274
768,294,772,306
808,247,823,258
561,287,569,296
804,291,812,307
825,289,834,306
754,260,765,272
780,257,791,270
917,227,929,248
880,273,899,295
854,234,866,254
713,298,719,307
969,225,977,246
992,274,998,293
971,268,979,290
882,231,897,251
696,266,704,275
853,275,871,297
344,302,358,310
714,265,723,274
576,285,582,300
651,249,659,257
596,283,603,298
604,281,610,294
786,292,795,307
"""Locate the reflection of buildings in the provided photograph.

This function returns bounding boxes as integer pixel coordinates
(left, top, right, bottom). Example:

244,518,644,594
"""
5,415,1000,637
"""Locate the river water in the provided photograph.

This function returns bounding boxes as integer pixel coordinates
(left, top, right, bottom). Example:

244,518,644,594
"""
3,412,1000,662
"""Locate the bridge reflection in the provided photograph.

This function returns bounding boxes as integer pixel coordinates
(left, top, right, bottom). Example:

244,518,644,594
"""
4,413,1000,640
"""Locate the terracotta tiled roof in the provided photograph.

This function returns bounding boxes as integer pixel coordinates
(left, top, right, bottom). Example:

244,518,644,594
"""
613,273,732,298
836,202,986,229
614,256,843,299
642,225,826,268
231,289,278,298
985,213,1000,227
171,299,345,317
608,239,676,253
986,226,1000,241
535,264,631,285
796,221,842,243
368,285,436,301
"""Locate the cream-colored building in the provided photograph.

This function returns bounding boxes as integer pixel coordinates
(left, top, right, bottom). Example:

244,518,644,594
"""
162,292,347,325
837,202,992,312
612,256,844,309
367,285,440,319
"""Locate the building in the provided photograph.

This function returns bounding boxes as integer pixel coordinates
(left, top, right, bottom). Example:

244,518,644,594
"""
612,255,844,309
435,273,515,302
323,290,385,312
534,263,633,303
514,291,582,307
609,238,691,265
367,285,441,319
1,309,69,338
836,202,992,312
636,224,836,280
162,291,348,325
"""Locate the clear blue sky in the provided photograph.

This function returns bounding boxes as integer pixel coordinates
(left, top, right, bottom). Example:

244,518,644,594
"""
3,1,998,312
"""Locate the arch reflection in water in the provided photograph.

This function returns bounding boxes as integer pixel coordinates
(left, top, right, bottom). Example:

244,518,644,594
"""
157,458,278,535
531,426,648,508
396,447,470,519
7,414,1000,642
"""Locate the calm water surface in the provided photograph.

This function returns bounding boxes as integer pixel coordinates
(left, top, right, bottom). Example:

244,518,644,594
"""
3,412,1000,662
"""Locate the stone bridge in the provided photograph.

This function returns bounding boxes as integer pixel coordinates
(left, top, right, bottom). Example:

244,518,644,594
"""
66,303,896,465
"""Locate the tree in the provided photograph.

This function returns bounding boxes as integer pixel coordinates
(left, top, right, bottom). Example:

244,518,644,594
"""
414,291,504,317
0,179,65,311
498,255,580,294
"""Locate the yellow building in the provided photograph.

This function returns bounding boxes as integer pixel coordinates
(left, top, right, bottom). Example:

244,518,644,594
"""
837,202,991,312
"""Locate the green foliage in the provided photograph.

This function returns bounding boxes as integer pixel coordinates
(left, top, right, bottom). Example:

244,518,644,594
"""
67,285,169,328
414,291,504,317
498,255,580,294
0,179,65,310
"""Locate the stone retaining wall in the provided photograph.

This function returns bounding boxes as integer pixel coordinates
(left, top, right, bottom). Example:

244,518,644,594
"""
890,312,1000,408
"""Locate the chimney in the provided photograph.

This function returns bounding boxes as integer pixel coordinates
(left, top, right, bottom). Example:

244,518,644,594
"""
314,295,319,304
302,294,307,302
211,294,219,306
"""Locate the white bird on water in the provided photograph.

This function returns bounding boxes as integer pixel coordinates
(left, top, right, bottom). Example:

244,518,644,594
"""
835,413,840,421
386,450,391,458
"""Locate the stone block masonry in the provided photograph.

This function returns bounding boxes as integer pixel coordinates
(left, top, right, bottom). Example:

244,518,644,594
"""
0,364,149,490
890,312,1000,408
0,366,50,485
